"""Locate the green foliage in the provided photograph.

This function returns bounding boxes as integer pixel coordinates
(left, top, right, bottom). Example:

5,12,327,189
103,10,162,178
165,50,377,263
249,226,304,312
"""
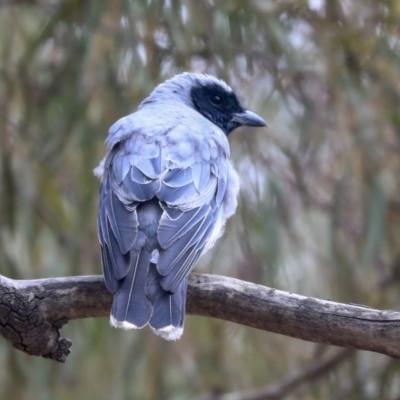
1,0,400,398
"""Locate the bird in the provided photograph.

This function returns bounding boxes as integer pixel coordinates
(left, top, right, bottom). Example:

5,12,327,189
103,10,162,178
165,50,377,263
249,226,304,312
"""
95,72,266,341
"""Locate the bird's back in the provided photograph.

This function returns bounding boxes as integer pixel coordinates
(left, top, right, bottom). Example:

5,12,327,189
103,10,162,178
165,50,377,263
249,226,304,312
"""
98,103,236,340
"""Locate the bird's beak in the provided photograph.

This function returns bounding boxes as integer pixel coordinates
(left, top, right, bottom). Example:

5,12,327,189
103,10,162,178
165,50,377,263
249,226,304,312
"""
232,110,267,128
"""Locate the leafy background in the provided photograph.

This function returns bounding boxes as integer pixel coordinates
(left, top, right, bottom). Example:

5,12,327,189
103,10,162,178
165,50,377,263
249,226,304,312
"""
1,0,400,399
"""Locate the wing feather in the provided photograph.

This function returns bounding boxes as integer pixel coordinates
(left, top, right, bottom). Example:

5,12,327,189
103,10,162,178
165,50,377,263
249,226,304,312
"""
163,167,193,187
98,177,139,289
136,153,162,179
153,149,228,293
103,205,132,279
157,206,209,248
112,153,131,184
106,190,138,254
100,242,119,293
119,168,160,201
130,165,152,184
159,207,217,292
191,163,211,192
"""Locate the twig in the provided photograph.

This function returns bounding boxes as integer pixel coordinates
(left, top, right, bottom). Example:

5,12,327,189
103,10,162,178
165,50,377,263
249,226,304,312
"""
208,348,354,400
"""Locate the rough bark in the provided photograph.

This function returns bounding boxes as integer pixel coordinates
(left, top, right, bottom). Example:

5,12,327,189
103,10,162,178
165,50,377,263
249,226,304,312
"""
1,273,400,362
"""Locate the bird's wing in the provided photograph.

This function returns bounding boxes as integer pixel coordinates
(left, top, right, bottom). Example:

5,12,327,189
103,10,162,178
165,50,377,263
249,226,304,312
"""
97,140,165,293
156,158,229,293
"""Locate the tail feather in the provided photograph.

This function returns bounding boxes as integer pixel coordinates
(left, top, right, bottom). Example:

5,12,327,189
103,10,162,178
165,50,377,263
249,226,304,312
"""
109,249,188,339
110,249,153,329
147,265,187,341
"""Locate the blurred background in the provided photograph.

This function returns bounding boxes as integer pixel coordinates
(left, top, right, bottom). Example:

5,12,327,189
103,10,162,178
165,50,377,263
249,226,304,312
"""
1,0,400,399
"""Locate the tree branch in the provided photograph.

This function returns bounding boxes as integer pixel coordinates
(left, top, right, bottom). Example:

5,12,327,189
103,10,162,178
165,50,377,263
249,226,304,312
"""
1,273,400,362
205,348,354,400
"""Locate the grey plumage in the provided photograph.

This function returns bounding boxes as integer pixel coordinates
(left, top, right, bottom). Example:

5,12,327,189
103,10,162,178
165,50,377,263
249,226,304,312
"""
95,73,266,340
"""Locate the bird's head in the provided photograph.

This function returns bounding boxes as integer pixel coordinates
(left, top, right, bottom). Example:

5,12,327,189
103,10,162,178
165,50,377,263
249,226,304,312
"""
140,72,267,135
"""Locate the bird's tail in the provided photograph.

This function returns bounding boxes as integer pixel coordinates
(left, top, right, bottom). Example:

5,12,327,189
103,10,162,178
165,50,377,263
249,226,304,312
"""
110,248,152,330
109,249,186,341
147,263,187,341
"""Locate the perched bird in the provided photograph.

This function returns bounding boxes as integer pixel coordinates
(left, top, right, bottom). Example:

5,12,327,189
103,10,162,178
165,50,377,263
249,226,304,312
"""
95,73,266,340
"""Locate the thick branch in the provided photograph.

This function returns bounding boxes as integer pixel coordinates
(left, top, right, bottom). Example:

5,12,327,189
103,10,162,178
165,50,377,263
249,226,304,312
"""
1,273,400,362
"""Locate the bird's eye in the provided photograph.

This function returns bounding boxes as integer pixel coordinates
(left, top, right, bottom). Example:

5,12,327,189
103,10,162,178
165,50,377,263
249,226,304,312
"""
211,95,222,105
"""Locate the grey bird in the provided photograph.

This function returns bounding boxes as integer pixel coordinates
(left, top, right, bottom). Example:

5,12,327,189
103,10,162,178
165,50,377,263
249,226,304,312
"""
95,72,266,340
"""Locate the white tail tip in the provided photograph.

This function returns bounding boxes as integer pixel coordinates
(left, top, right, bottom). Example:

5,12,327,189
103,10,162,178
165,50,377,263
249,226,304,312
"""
151,325,184,341
110,315,139,330
110,315,184,340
